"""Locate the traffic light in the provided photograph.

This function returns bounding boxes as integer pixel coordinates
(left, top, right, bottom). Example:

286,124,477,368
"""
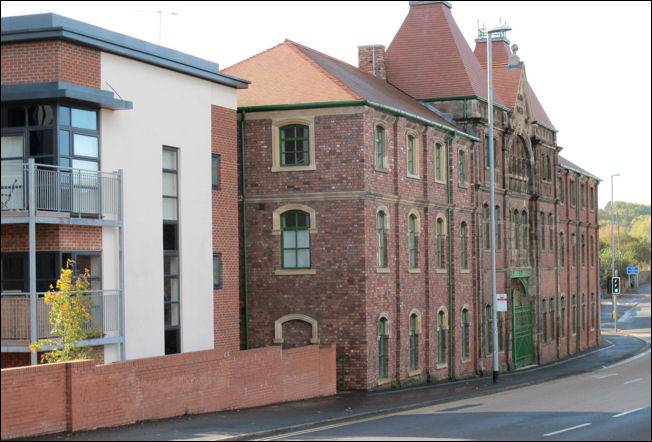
607,277,613,294
612,277,621,295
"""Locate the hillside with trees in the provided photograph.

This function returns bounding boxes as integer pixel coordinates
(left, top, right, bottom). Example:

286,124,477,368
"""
598,202,651,286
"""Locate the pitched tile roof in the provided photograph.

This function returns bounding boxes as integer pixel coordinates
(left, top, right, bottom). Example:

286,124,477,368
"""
528,84,555,129
385,2,505,105
559,156,600,181
224,40,463,131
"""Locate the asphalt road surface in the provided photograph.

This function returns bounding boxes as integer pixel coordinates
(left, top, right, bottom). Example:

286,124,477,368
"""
264,351,651,441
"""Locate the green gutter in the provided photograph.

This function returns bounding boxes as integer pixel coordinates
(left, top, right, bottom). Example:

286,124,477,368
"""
446,131,457,381
239,100,479,142
560,164,601,182
422,96,511,113
532,120,558,133
240,109,250,349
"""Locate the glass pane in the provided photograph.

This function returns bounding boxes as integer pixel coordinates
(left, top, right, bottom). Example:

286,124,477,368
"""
59,130,70,156
58,106,70,126
282,213,296,228
2,135,23,158
211,155,220,187
163,198,178,221
76,255,91,275
162,149,177,170
283,231,296,249
2,107,26,128
72,159,98,171
296,230,309,248
164,278,179,302
71,108,97,130
36,252,56,280
28,105,54,126
171,303,179,326
29,130,54,156
213,255,221,286
73,134,99,158
283,152,294,166
59,157,70,168
164,255,179,275
162,172,177,197
297,250,310,267
163,224,178,250
283,250,296,268
297,212,309,227
2,256,25,279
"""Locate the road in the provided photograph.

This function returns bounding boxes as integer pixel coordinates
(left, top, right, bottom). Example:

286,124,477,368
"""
263,351,651,441
601,283,651,343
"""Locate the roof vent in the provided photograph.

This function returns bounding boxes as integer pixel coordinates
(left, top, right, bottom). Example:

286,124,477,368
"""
508,43,523,68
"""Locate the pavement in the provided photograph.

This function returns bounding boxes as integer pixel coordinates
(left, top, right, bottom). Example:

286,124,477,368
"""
24,284,651,442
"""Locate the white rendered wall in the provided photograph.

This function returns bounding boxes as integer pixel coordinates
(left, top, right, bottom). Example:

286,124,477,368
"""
100,52,237,360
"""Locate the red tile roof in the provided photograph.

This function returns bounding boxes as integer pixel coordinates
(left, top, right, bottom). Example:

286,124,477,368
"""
385,2,505,105
559,156,600,180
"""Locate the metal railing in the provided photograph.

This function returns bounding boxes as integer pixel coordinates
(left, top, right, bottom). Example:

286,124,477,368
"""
1,162,121,219
1,290,122,341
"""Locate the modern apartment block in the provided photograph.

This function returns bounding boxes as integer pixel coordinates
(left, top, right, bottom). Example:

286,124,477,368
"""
1,14,248,367
224,1,601,389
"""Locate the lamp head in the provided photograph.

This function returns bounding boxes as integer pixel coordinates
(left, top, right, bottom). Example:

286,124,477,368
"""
488,24,512,34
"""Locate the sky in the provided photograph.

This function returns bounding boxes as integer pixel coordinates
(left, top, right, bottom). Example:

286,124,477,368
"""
2,1,651,209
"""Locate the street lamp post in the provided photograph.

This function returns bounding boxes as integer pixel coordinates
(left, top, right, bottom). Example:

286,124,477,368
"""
487,24,511,384
611,173,620,332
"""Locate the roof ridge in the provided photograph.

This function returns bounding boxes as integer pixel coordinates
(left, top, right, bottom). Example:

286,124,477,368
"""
284,39,361,100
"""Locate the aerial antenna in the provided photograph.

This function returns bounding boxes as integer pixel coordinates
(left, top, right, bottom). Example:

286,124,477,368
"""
138,10,178,45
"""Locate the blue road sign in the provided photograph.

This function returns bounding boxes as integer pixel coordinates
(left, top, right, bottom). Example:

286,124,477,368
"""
627,266,639,275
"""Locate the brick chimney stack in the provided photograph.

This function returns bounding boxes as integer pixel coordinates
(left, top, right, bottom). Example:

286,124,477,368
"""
358,45,386,80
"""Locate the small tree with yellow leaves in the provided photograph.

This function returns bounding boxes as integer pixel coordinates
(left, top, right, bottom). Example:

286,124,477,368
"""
30,260,100,363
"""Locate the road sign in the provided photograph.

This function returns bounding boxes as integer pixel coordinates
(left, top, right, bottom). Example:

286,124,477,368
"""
627,266,639,275
496,293,507,312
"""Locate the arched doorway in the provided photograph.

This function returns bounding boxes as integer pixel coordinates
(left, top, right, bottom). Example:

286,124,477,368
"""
511,277,534,368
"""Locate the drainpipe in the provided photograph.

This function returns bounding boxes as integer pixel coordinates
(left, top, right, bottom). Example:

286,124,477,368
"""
446,131,457,380
575,176,580,352
28,159,37,365
240,110,250,349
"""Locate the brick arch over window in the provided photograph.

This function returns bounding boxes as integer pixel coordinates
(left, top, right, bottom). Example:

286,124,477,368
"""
273,313,320,345
272,204,318,235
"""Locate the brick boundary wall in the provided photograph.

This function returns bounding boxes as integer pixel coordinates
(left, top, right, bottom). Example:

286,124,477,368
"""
1,344,336,440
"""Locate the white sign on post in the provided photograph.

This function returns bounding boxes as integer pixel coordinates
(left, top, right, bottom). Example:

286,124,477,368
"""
496,293,507,312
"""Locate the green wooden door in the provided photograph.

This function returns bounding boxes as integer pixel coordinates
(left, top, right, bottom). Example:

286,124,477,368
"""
512,291,534,368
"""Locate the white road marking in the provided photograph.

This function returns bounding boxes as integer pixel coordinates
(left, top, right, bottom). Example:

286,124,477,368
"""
592,373,618,379
543,423,591,437
623,378,643,385
613,407,644,418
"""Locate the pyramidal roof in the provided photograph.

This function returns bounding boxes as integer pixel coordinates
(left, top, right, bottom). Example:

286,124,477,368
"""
386,1,505,105
224,39,462,130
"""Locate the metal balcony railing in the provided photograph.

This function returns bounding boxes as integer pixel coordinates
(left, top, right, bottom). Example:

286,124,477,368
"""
1,162,121,220
1,290,122,342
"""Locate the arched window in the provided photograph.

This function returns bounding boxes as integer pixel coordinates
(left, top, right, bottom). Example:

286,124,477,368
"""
590,187,595,210
376,210,388,268
542,299,548,343
483,204,490,250
560,296,566,337
495,206,502,250
582,293,586,331
407,134,417,176
548,213,554,251
281,210,311,269
458,150,466,186
540,211,546,250
435,143,445,182
549,297,555,342
375,125,386,169
590,235,595,267
498,312,504,351
460,221,468,269
437,309,447,365
513,210,520,250
559,232,565,267
581,234,586,267
436,217,445,269
590,293,595,329
408,213,418,269
280,124,309,166
461,308,470,359
409,311,420,371
378,316,389,379
485,304,493,354
572,294,577,335
571,234,576,266
521,211,528,250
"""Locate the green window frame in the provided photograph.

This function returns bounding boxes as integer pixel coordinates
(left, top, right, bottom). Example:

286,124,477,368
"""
521,211,528,250
558,177,564,203
571,234,576,266
498,312,504,351
462,308,470,359
435,143,442,181
513,211,520,250
281,210,311,269
460,221,468,269
485,304,492,354
436,218,445,269
437,310,446,364
572,294,577,334
458,150,466,185
581,234,586,267
495,206,502,250
560,296,566,337
483,204,490,250
407,135,415,175
559,232,565,267
375,125,385,169
549,213,554,251
280,124,309,166
408,214,418,269
409,313,418,371
549,297,555,341
378,317,389,379
376,211,387,268
542,299,548,343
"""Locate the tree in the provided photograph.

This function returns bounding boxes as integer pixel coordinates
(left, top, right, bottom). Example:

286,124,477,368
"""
29,260,99,363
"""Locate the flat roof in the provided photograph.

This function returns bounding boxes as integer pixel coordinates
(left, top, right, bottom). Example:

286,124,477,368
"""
1,13,249,89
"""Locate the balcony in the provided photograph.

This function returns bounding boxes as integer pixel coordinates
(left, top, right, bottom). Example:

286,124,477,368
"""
1,160,122,227
1,290,122,351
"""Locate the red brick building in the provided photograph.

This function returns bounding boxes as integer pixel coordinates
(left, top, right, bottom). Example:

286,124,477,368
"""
1,14,248,367
224,1,600,390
